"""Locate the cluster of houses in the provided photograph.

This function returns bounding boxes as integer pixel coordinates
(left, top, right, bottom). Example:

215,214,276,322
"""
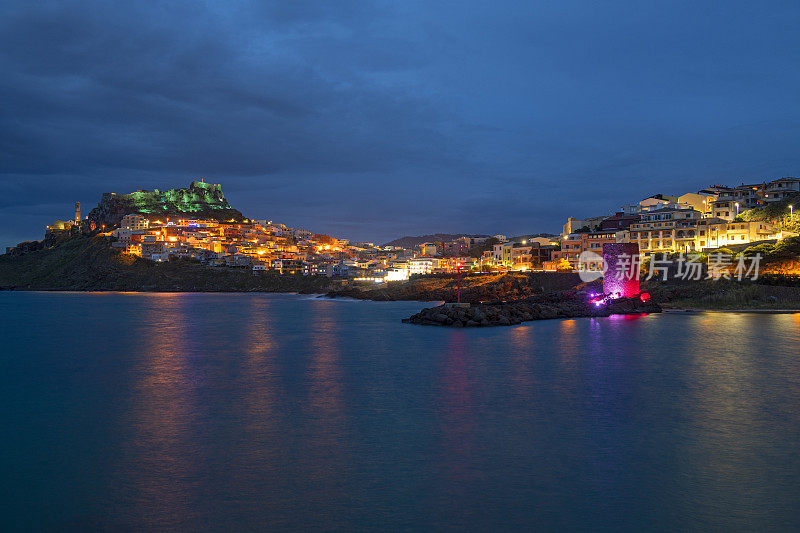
548,177,800,270
406,177,799,273
108,216,515,281
40,176,800,281
107,215,410,278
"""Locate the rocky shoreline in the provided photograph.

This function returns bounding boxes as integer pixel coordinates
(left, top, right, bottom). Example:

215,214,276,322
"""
402,293,661,327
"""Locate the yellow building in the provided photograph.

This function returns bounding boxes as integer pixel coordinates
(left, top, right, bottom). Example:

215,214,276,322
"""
631,206,782,254
511,245,532,269
678,192,715,217
629,207,702,254
46,220,74,232
124,243,142,256
696,220,782,250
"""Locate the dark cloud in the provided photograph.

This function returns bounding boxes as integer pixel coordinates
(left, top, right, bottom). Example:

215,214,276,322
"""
2,0,800,248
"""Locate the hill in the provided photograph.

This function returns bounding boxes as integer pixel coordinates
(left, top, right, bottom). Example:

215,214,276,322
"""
507,233,559,242
739,192,800,232
383,233,491,249
88,180,245,226
0,235,329,293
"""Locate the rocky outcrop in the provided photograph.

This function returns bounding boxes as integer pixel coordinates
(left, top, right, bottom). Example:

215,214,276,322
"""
402,294,661,327
88,181,244,227
327,272,585,303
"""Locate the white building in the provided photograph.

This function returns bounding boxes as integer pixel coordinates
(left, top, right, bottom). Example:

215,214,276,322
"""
385,266,409,281
408,257,439,275
385,258,438,280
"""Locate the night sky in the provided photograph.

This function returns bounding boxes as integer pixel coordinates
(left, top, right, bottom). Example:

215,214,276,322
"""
3,1,800,249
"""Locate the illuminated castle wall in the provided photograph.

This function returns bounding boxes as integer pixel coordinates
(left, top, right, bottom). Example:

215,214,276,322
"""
602,243,640,298
87,181,244,226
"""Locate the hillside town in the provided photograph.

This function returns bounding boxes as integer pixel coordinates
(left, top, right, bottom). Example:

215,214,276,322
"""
28,177,800,282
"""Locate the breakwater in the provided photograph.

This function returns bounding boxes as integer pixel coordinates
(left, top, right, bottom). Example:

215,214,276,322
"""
402,293,661,327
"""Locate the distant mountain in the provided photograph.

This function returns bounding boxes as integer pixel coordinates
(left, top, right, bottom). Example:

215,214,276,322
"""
507,233,559,242
383,234,491,249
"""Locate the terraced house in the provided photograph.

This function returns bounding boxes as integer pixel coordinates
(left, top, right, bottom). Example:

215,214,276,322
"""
710,178,800,221
764,177,800,202
630,207,786,254
710,184,763,221
550,230,617,269
695,219,785,250
629,206,702,253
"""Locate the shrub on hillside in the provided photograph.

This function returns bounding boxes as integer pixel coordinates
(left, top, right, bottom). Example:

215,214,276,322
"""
739,242,775,257
740,192,800,224
766,236,800,261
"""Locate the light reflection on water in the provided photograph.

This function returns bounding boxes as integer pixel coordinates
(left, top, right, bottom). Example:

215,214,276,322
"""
300,300,350,520
1,293,800,531
438,331,477,490
123,293,200,529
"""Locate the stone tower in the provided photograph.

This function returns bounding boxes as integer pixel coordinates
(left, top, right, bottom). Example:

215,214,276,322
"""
74,201,81,223
602,242,640,298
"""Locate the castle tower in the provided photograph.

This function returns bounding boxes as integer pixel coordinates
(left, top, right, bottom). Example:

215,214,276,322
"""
74,202,81,223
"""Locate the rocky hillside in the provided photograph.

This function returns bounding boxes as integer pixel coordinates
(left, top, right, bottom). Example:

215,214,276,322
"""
88,180,244,227
740,192,800,231
0,235,329,293
641,277,800,309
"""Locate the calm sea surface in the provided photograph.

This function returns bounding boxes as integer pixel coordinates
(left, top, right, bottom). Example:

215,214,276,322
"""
2,292,800,531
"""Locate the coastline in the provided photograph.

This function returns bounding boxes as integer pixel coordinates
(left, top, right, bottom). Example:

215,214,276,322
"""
663,307,800,313
4,289,797,315
0,286,326,294
4,237,800,312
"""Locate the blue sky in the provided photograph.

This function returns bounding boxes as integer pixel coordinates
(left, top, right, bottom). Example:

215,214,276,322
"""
2,0,800,247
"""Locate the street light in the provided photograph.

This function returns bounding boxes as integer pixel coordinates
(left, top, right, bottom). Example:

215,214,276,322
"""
456,261,463,304
735,202,740,218
790,204,794,220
